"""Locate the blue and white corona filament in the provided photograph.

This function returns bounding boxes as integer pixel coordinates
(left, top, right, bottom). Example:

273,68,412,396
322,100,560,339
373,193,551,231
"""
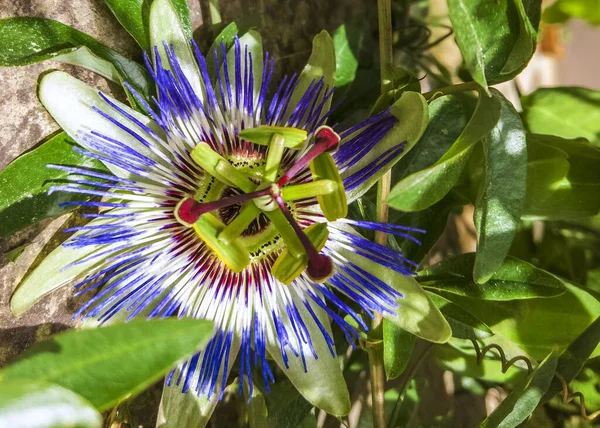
36,24,429,416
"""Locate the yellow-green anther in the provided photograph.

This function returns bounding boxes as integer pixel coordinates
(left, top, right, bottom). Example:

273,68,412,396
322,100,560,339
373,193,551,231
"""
191,142,254,191
218,203,261,244
192,213,250,273
281,179,338,201
214,160,255,193
265,208,305,259
264,133,286,182
309,153,348,221
238,126,307,150
272,223,329,285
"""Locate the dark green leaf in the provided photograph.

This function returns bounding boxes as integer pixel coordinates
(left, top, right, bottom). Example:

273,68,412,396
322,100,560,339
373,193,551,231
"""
104,0,151,50
419,253,565,300
0,379,102,428
473,89,527,283
482,352,558,428
542,316,600,403
520,134,600,219
332,24,359,87
521,87,600,144
0,132,105,238
448,0,541,90
0,319,213,411
388,90,501,211
370,66,421,114
427,293,493,340
0,17,153,101
543,0,600,26
440,282,600,360
383,321,415,379
262,379,313,428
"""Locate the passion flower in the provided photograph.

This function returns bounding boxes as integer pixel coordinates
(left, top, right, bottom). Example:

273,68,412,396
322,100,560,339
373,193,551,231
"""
21,0,448,421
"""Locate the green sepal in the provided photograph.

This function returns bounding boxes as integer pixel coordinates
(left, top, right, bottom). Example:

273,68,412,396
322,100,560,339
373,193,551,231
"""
193,213,250,273
309,153,347,221
238,126,308,150
281,180,338,201
190,142,254,192
272,223,329,284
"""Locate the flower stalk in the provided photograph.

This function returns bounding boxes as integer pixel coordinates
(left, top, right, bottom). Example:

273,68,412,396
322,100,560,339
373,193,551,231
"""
372,0,395,426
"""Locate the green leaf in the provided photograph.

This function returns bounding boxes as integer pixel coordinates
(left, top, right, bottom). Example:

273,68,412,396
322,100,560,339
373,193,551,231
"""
332,23,376,89
0,132,104,238
448,0,541,91
521,87,600,144
441,282,600,360
103,0,151,50
542,316,600,403
262,379,314,428
392,95,468,183
332,24,359,88
473,89,527,283
419,253,565,300
482,352,558,428
388,90,501,211
0,17,152,101
0,319,214,411
344,91,430,203
0,379,102,428
543,0,600,26
520,134,600,220
427,293,493,340
383,322,415,379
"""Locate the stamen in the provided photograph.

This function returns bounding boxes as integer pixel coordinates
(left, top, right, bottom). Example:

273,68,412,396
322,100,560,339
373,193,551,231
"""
175,189,271,226
273,194,334,283
277,126,341,186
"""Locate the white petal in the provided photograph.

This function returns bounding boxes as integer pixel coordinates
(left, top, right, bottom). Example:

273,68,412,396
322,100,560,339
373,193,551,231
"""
149,0,205,102
342,91,429,203
10,217,114,317
265,286,351,416
225,31,264,105
329,224,452,344
156,337,241,428
38,71,165,179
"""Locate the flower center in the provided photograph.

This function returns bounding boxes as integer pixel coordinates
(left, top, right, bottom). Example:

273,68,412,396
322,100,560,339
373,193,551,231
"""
174,125,346,284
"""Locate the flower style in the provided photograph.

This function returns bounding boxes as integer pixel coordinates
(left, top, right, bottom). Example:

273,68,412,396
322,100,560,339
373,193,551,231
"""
19,0,450,421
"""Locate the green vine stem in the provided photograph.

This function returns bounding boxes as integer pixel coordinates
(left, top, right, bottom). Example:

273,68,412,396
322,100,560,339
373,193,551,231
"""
372,0,394,426
422,81,482,100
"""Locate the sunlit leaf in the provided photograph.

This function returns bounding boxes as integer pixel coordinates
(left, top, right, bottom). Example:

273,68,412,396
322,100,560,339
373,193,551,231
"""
448,0,541,91
0,132,104,238
0,319,213,411
473,89,527,283
419,253,565,300
482,352,558,428
0,379,102,428
388,90,501,211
